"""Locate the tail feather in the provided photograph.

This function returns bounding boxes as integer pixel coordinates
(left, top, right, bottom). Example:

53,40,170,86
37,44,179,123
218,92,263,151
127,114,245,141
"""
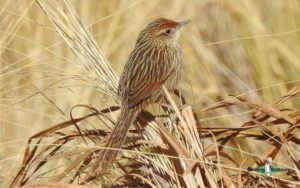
88,107,141,179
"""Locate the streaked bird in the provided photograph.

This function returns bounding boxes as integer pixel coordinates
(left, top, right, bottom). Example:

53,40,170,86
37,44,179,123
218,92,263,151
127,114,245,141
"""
89,18,189,180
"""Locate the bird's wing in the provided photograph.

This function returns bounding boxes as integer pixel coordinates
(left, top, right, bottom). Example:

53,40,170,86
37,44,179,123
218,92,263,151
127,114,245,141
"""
124,64,174,108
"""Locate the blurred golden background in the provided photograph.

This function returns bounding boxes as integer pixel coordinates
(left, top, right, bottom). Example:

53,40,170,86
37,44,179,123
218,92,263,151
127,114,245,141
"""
1,0,300,186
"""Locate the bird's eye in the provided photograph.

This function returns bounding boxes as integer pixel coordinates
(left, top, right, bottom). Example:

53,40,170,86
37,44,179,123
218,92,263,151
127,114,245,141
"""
165,29,172,34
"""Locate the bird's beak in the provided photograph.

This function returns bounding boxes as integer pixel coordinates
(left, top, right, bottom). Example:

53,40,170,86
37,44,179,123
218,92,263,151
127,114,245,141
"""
178,20,191,28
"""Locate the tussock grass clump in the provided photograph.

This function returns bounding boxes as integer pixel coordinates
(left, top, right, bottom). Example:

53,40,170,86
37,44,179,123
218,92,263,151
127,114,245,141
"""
10,86,300,187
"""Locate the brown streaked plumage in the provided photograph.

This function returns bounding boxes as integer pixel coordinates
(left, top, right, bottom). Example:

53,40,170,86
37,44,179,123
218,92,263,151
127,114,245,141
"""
88,18,189,180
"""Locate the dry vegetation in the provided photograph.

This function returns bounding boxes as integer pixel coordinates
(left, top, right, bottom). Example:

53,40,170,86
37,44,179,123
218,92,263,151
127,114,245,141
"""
1,0,300,187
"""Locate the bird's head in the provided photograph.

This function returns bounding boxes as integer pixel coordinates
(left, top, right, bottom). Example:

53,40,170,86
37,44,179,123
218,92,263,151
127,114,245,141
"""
137,18,190,45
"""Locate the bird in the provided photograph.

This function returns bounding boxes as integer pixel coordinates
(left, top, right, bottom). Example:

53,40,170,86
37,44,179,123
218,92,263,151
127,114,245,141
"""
88,18,189,180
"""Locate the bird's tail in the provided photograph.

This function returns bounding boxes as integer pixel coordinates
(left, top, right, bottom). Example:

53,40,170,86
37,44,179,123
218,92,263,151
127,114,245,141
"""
87,107,141,180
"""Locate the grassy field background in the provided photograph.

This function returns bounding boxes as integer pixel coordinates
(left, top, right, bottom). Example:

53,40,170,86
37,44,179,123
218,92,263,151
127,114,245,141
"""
1,0,300,187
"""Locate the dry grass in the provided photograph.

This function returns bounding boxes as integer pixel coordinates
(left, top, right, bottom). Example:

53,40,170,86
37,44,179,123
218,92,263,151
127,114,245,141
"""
1,0,300,187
